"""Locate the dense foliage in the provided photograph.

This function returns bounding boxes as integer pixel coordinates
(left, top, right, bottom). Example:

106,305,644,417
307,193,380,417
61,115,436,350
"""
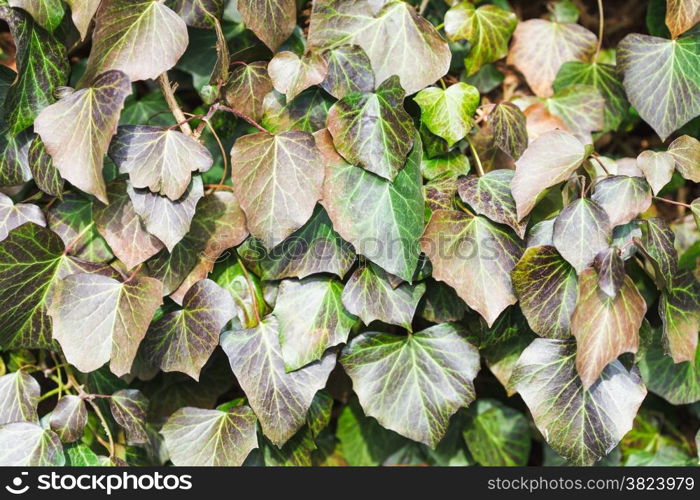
0,0,698,467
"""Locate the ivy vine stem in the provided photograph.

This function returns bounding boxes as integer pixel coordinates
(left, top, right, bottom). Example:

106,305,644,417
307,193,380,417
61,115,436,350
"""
653,196,691,209
467,137,485,176
594,0,604,62
158,72,193,137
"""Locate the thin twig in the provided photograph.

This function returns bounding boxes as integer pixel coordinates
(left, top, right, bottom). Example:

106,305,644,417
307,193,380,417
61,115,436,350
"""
590,154,611,175
653,196,690,209
215,103,267,132
467,137,485,176
419,0,430,16
158,73,193,136
594,0,604,62
208,121,230,191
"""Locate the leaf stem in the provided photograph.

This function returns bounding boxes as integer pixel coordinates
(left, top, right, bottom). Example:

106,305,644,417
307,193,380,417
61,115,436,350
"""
158,73,193,137
204,184,235,191
653,196,690,209
214,103,267,132
419,0,430,16
63,223,95,256
467,137,485,176
590,153,611,176
237,257,262,325
594,0,604,62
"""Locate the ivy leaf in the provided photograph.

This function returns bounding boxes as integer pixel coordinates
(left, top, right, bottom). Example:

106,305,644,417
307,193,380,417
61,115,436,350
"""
49,395,87,443
274,277,356,372
48,194,113,263
8,0,63,31
340,323,480,448
220,316,337,446
269,51,328,102
0,372,39,424
638,325,699,405
421,151,470,180
109,126,213,201
64,0,100,40
262,88,333,134
665,0,700,39
94,178,164,269
512,245,578,339
109,389,148,444
511,338,647,465
127,176,204,252
659,271,700,363
78,0,188,86
34,70,131,204
28,137,63,197
488,102,528,160
419,280,468,323
571,268,646,388
511,130,589,220
237,0,296,51
415,83,479,147
308,0,451,95
341,263,425,330
320,44,375,99
0,129,32,185
463,399,531,466
223,62,273,123
212,258,269,329
553,61,629,132
444,2,517,76
161,405,258,466
593,247,625,298
691,198,700,230
507,19,597,97
0,3,69,136
590,175,652,228
238,206,355,281
636,217,678,288
48,272,163,376
0,223,64,349
553,198,611,273
634,150,675,195
420,210,524,326
319,129,424,281
231,130,323,249
143,279,236,380
166,0,223,29
545,84,605,140
458,169,527,238
617,33,700,141
0,192,45,241
327,76,414,181
668,134,700,182
0,422,64,465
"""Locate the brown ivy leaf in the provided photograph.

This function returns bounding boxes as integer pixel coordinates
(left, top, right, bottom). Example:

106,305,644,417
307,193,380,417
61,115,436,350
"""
166,0,224,29
94,178,164,269
109,389,149,444
507,19,597,97
268,51,328,102
64,0,101,40
571,268,646,389
231,130,323,249
665,0,700,39
593,247,625,298
0,371,39,425
660,271,700,363
223,62,274,122
635,150,675,195
553,198,611,274
0,192,44,241
488,102,528,160
34,71,131,204
237,0,296,51
590,175,652,228
320,44,375,99
49,395,87,443
668,135,700,183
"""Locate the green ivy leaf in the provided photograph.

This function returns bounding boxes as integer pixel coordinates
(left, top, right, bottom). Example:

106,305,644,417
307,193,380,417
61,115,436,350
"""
78,0,188,86
8,0,64,31
231,130,323,249
421,151,470,180
507,18,597,97
415,83,479,147
488,102,528,160
274,277,356,372
48,194,113,263
0,129,32,186
421,210,523,326
636,217,678,288
262,88,333,134
320,44,375,99
161,405,258,465
327,76,415,181
109,389,149,444
512,245,578,339
571,268,646,388
109,126,213,201
545,84,605,140
340,263,425,330
553,61,629,132
28,136,63,197
0,422,65,465
463,399,531,466
340,323,479,448
458,169,528,238
143,279,236,380
659,271,700,363
319,129,424,281
220,316,337,446
444,2,517,76
511,338,647,465
617,33,700,141
237,0,296,51
553,198,611,273
35,70,131,204
269,51,328,102
0,192,45,241
49,395,87,443
223,62,273,123
0,372,39,424
308,0,451,95
592,175,653,229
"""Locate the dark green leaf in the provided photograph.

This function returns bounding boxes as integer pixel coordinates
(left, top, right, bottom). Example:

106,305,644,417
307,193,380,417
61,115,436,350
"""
659,271,700,363
8,0,64,31
28,136,63,197
109,389,149,444
488,102,527,160
48,194,113,263
320,44,375,99
636,217,678,288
